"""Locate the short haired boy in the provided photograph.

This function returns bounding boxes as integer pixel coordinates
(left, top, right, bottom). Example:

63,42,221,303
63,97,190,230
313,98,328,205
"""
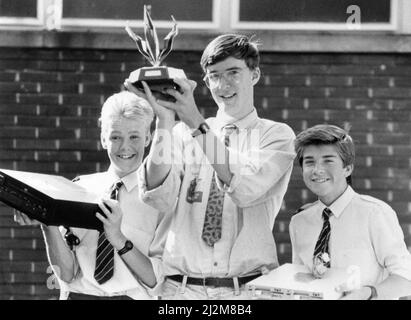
15,91,170,299
125,34,295,299
289,124,411,299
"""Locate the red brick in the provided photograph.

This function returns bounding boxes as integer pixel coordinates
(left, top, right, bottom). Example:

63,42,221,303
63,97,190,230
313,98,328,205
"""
18,94,59,105
37,128,77,139
15,116,57,127
373,88,411,98
40,83,79,94
58,117,98,128
0,261,49,273
288,87,326,98
82,61,123,72
351,77,391,87
36,151,80,162
14,139,56,150
82,83,122,94
61,94,101,106
0,104,38,115
60,72,100,83
19,71,59,82
0,150,35,161
0,72,16,81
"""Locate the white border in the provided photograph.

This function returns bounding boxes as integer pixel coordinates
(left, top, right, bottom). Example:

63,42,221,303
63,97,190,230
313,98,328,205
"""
0,0,44,27
231,0,398,31
60,0,221,30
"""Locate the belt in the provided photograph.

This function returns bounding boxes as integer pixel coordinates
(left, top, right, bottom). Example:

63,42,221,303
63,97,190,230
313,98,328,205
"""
67,292,133,300
167,274,261,288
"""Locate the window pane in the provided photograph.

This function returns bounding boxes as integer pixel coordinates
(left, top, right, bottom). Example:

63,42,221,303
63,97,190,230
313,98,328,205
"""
239,0,390,23
63,0,212,21
0,0,37,17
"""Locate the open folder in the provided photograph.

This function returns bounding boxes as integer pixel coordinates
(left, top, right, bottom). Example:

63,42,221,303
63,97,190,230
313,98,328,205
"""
246,263,351,300
0,168,104,230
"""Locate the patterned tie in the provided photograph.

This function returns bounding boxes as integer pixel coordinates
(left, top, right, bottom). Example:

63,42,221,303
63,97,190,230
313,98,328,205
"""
94,180,123,284
313,207,332,267
201,124,237,247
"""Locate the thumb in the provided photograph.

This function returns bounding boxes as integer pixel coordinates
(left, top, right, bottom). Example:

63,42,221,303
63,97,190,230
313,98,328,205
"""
188,80,197,91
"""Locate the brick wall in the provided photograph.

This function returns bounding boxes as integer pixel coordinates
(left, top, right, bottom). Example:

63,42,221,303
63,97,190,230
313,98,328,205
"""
0,48,410,299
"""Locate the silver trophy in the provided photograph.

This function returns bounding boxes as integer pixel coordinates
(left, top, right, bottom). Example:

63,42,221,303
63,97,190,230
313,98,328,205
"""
125,5,186,102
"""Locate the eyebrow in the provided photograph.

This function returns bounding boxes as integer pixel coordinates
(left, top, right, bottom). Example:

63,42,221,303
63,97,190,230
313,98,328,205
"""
208,66,244,74
303,154,338,160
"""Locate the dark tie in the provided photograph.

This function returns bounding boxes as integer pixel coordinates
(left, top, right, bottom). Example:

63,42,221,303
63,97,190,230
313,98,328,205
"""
94,181,123,284
201,124,237,247
313,207,332,267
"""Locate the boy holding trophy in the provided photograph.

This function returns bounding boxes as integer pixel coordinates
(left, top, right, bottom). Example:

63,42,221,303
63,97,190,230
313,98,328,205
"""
125,32,295,299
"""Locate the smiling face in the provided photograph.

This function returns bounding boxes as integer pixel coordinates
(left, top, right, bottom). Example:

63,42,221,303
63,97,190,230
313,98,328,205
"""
302,144,353,206
101,117,150,178
205,57,260,119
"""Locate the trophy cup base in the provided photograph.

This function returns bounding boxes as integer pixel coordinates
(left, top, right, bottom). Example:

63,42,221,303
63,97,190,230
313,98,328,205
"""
129,67,186,102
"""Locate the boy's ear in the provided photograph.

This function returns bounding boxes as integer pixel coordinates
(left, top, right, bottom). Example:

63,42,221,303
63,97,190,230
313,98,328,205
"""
144,129,152,147
343,164,354,177
100,132,108,150
251,67,261,86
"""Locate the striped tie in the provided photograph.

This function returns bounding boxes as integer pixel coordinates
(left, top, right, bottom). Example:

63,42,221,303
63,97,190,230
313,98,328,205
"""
201,124,237,247
94,181,123,285
313,207,332,267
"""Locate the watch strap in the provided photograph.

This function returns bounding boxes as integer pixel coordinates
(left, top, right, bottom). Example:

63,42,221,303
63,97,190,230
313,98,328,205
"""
117,240,133,256
191,122,210,138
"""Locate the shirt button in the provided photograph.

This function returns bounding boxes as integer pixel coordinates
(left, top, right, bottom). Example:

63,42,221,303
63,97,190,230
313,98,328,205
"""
213,262,218,266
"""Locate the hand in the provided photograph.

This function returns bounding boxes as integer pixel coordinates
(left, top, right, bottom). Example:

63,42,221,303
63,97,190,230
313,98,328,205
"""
13,210,43,226
156,77,205,129
96,199,125,249
335,283,371,300
123,78,175,124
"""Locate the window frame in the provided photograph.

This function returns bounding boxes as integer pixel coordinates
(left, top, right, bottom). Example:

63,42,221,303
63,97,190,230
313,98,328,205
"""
0,0,45,28
59,0,222,30
230,0,398,31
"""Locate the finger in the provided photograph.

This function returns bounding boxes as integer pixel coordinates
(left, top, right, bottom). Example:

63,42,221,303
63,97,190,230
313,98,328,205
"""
124,79,144,96
21,213,34,225
173,78,195,93
97,201,112,219
95,212,108,224
13,210,22,222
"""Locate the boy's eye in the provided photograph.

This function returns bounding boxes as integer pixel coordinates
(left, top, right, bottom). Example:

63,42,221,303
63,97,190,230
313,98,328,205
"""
227,70,239,77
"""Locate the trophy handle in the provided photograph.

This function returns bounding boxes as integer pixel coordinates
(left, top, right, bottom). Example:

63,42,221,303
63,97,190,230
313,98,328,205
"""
125,24,154,63
158,16,178,65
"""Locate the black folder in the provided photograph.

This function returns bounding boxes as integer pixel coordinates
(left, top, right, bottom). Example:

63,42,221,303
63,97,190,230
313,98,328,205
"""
0,168,104,230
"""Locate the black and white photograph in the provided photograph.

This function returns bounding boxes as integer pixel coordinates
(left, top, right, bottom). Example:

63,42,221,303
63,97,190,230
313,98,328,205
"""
0,0,410,310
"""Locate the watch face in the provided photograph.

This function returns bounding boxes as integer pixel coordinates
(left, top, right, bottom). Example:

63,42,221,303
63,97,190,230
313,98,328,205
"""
125,240,133,249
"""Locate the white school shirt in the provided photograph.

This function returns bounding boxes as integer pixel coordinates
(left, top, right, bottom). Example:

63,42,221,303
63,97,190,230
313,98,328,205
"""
289,185,411,286
138,108,296,279
59,166,169,299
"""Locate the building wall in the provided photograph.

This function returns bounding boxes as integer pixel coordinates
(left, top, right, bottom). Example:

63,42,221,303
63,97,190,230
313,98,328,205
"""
0,47,410,299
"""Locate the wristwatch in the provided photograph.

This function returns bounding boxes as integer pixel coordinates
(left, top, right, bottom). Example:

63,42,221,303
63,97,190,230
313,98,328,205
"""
364,285,378,300
191,122,210,138
117,240,134,256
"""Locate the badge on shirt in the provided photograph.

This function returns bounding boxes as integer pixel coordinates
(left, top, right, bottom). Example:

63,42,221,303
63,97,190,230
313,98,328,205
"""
186,177,203,203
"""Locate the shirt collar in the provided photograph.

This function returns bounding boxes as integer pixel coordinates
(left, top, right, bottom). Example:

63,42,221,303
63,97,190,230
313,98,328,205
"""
319,185,355,219
214,108,258,131
107,166,139,193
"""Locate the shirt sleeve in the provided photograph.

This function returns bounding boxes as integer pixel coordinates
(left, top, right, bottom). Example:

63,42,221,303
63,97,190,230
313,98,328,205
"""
137,124,186,212
289,216,304,265
216,122,296,208
369,204,411,281
139,209,173,297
